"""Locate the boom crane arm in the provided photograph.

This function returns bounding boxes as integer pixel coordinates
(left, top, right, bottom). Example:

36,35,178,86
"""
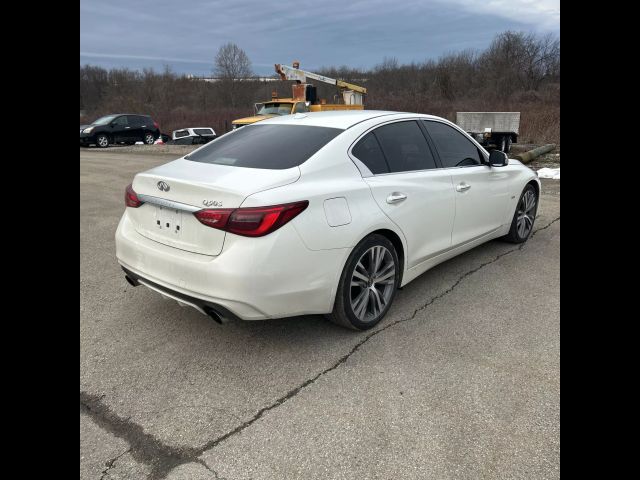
275,63,367,94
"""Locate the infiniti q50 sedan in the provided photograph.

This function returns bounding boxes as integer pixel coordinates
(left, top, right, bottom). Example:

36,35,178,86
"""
115,110,540,330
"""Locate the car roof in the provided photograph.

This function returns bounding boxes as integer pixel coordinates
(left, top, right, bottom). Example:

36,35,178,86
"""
256,110,446,130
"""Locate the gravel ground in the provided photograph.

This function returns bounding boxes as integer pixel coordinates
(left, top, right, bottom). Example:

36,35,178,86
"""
80,144,199,156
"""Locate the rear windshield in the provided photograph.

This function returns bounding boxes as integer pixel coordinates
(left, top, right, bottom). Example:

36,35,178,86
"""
185,124,342,169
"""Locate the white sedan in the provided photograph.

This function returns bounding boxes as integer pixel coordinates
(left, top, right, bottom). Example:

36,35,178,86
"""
116,110,540,330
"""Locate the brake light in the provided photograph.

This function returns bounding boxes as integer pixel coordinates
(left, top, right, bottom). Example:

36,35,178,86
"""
194,201,308,237
125,184,144,208
153,121,159,129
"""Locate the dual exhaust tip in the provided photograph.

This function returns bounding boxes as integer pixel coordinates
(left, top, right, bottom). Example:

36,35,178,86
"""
124,274,227,324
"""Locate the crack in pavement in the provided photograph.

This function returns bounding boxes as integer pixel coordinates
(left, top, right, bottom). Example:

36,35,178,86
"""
81,215,559,480
100,447,131,480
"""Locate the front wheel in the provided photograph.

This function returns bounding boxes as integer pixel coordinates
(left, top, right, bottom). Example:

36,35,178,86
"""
502,184,538,243
326,234,400,330
143,132,155,145
96,134,109,148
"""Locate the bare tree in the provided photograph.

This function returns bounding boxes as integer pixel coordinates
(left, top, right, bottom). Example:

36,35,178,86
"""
214,43,253,107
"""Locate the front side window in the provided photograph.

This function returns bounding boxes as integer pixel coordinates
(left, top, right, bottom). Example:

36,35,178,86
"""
112,116,128,127
373,121,438,173
186,124,342,170
423,121,483,168
92,115,117,126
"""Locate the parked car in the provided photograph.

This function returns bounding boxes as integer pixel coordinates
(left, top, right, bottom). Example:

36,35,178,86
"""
80,114,160,148
168,127,217,145
116,110,540,330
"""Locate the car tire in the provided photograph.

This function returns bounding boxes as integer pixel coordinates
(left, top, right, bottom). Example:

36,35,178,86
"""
326,234,400,331
143,132,155,145
96,134,109,148
502,184,538,243
499,136,507,153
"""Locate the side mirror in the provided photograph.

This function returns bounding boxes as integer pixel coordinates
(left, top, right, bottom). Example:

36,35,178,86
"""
489,150,508,167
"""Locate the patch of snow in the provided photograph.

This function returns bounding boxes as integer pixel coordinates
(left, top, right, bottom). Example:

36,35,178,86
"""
537,167,560,179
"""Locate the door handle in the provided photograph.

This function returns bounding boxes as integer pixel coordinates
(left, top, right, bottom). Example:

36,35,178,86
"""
124,126,131,129
456,182,471,192
386,192,407,204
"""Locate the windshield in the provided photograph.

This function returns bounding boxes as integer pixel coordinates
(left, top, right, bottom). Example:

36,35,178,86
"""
185,124,343,170
256,103,294,116
92,115,118,126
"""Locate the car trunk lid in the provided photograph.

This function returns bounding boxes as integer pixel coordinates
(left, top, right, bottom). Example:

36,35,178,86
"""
128,158,300,255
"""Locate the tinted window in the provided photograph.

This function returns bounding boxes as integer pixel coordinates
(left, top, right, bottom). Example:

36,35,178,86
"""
352,133,389,174
423,121,483,168
374,121,437,172
294,102,308,113
128,116,143,127
113,116,128,126
174,130,190,138
92,115,117,126
193,128,215,136
172,137,195,145
186,124,342,169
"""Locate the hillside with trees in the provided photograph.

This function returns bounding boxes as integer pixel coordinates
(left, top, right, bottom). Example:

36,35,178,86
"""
80,31,559,143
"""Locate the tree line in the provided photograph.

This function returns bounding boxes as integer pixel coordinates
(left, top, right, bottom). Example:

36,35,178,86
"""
80,32,559,143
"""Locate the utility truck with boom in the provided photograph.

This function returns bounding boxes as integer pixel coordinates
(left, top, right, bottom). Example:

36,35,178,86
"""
232,61,367,130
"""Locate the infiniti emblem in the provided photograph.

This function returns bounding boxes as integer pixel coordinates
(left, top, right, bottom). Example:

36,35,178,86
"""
157,181,170,192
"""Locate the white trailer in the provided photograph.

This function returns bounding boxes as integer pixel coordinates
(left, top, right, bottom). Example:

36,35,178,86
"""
456,112,520,153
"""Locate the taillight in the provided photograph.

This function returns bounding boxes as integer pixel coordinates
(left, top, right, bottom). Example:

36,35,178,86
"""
194,201,308,237
153,121,159,129
125,184,144,208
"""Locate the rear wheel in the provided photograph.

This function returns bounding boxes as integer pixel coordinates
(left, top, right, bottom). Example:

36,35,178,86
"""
503,184,538,243
326,234,400,330
96,134,109,148
504,135,512,153
143,132,155,145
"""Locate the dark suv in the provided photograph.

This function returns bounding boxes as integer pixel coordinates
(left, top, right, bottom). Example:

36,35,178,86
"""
80,114,160,148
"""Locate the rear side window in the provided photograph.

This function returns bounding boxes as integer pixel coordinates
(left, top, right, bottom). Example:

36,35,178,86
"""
374,121,437,172
128,116,143,127
351,133,389,174
174,130,190,138
423,121,483,168
186,124,342,169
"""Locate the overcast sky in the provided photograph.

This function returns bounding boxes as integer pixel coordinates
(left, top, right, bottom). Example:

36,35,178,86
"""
80,0,559,76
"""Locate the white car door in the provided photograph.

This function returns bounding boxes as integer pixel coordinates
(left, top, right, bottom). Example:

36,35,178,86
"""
351,120,456,269
422,120,511,246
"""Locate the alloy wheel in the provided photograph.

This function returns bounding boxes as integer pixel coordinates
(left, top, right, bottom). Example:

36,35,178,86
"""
516,189,536,238
349,245,396,322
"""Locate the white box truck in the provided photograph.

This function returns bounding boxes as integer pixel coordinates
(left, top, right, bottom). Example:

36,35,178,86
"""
456,112,520,153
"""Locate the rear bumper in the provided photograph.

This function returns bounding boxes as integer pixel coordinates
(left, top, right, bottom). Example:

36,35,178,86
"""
115,211,350,320
121,266,241,322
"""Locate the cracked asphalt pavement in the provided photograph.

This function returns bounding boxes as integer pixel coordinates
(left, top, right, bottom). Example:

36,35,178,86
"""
81,149,560,479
